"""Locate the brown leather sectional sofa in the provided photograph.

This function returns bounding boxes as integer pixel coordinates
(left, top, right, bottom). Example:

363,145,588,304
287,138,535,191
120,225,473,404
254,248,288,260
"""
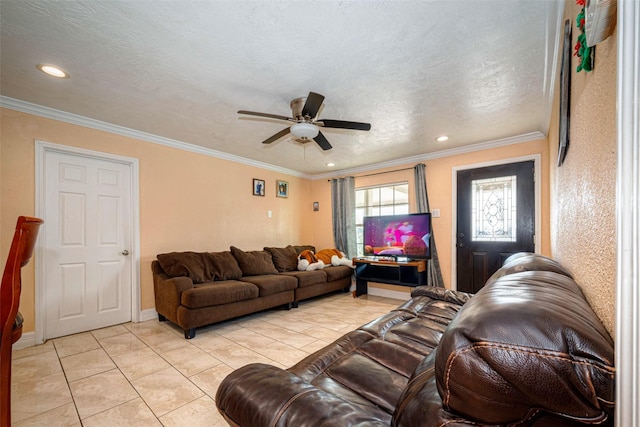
152,245,352,338
216,253,615,426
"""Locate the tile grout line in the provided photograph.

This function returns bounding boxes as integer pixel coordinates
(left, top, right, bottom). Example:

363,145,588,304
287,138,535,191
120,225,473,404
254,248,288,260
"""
12,293,401,425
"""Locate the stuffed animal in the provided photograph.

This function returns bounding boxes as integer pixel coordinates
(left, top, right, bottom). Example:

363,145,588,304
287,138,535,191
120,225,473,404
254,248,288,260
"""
297,249,324,271
315,248,353,267
297,248,353,271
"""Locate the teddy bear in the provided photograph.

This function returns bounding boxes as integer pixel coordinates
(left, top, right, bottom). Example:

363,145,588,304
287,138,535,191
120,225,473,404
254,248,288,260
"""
297,248,353,271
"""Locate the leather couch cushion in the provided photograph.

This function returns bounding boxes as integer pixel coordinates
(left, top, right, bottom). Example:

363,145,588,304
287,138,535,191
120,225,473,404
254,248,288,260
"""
485,252,573,287
230,246,279,276
181,280,259,308
157,251,243,283
434,270,615,425
264,246,298,272
392,352,580,427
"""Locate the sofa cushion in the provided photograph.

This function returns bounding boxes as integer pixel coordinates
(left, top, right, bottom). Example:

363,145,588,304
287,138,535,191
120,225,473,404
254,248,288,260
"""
157,251,243,283
323,265,353,282
293,245,315,255
230,246,279,276
181,280,259,308
241,274,298,297
279,269,327,288
485,252,573,287
264,246,298,272
434,270,615,425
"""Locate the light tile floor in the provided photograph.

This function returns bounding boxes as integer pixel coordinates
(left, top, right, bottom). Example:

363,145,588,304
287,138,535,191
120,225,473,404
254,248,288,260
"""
11,292,402,426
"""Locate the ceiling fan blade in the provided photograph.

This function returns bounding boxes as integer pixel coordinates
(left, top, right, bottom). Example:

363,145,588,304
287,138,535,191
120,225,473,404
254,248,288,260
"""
238,110,292,122
319,119,371,131
313,132,332,151
301,92,325,119
262,127,291,144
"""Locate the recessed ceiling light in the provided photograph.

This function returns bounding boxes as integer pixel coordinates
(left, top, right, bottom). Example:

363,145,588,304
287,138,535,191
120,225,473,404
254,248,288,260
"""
436,135,449,142
37,64,70,79
326,162,335,167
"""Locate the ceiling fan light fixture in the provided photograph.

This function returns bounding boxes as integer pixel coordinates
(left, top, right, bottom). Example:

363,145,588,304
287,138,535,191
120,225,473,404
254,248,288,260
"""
290,122,319,139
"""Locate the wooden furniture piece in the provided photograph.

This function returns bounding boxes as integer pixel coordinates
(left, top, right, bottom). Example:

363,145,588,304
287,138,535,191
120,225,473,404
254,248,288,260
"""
352,257,427,297
1,216,43,426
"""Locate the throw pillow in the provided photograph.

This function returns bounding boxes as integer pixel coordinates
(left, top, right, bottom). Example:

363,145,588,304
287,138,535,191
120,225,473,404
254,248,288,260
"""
157,251,243,283
157,252,210,283
206,251,244,281
230,246,279,276
264,246,298,272
293,245,315,255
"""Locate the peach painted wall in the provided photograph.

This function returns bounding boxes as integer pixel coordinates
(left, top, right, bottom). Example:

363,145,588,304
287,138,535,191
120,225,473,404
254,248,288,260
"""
0,108,313,333
312,137,551,290
548,2,617,336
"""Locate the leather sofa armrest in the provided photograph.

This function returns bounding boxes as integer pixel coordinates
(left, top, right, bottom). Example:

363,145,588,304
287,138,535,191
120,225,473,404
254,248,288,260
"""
410,286,472,305
152,261,193,323
216,363,389,427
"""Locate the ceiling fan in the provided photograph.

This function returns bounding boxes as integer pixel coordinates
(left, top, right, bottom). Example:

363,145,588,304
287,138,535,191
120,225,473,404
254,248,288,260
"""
238,91,371,151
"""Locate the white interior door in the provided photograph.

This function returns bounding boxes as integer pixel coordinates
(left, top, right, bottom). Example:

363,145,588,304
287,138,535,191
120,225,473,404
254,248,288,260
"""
43,149,133,339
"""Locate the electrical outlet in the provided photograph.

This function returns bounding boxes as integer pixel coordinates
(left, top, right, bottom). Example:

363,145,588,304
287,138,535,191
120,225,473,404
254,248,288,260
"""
431,208,441,218
267,210,272,218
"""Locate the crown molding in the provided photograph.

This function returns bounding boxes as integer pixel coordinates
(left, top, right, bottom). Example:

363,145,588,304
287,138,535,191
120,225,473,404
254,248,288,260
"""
310,131,546,180
0,96,307,178
2,96,544,181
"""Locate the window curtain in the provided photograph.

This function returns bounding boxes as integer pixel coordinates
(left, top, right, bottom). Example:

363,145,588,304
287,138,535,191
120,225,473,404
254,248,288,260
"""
414,163,445,287
331,177,356,258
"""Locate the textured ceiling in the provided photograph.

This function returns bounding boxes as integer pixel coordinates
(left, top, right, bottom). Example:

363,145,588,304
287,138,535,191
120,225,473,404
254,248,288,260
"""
0,1,563,176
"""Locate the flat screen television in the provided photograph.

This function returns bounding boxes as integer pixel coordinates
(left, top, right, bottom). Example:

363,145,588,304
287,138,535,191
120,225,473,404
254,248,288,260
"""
363,213,432,259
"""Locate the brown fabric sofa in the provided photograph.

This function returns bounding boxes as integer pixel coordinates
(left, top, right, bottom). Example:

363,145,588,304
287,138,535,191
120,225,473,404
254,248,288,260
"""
215,253,615,426
152,245,352,338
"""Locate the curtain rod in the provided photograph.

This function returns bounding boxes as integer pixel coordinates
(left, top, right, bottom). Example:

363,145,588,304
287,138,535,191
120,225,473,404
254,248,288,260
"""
328,164,423,181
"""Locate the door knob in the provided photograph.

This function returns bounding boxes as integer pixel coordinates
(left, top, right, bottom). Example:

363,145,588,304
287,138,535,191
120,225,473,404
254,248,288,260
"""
121,250,130,256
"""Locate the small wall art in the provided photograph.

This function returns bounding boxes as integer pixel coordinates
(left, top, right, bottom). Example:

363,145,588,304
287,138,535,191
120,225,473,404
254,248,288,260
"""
253,178,265,196
276,180,288,198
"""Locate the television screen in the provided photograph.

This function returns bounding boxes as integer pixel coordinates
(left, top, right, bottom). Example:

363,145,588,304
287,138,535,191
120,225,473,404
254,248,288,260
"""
363,213,431,259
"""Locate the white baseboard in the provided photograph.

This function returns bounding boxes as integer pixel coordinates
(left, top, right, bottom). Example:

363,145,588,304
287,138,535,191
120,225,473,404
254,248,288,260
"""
14,331,36,350
13,310,159,350
139,309,159,322
351,283,411,301
367,287,412,300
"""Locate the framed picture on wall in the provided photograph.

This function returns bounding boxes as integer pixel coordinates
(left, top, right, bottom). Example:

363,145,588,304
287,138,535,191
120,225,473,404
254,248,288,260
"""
253,178,265,196
557,19,572,167
276,180,288,198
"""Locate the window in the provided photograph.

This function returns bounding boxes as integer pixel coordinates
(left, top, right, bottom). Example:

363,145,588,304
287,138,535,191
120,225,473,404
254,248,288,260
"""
355,182,409,256
471,175,517,242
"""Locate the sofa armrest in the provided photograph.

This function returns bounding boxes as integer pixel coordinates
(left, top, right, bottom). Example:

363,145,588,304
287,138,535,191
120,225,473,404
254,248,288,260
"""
410,286,472,305
216,363,389,427
152,261,193,323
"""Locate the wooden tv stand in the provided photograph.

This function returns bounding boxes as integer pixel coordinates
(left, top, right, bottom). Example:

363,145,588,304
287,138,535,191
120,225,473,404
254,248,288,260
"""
352,257,428,297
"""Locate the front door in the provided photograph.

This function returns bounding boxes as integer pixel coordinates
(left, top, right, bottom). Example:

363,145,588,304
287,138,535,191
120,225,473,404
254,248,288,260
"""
43,149,133,339
456,161,535,293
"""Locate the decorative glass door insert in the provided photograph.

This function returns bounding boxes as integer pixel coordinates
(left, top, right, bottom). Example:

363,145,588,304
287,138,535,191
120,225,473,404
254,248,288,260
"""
471,175,517,242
